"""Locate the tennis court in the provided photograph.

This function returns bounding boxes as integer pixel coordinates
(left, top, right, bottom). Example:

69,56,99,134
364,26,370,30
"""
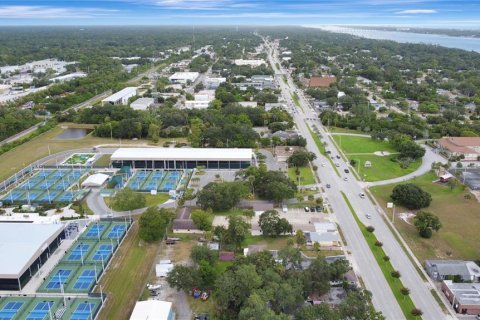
0,297,102,320
66,243,92,263
125,169,183,192
71,270,98,291
80,223,109,240
0,168,88,204
103,223,127,240
44,268,73,290
0,300,25,320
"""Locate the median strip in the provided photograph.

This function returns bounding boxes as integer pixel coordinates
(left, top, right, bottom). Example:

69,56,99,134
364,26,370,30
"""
307,124,340,177
341,192,420,320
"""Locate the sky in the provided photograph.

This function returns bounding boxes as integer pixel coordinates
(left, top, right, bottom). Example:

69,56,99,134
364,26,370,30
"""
0,0,479,28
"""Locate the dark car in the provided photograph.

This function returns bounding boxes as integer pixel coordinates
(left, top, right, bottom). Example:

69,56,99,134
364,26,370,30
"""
310,207,316,212
326,184,331,188
344,169,350,173
336,155,341,159
194,315,209,320
315,206,322,212
326,150,331,154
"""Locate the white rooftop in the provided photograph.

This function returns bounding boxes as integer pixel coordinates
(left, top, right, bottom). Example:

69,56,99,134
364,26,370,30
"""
130,300,172,320
111,148,253,161
102,87,137,103
82,173,110,188
0,223,64,278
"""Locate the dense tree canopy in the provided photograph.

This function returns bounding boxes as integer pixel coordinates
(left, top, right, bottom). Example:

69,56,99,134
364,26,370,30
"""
391,184,432,209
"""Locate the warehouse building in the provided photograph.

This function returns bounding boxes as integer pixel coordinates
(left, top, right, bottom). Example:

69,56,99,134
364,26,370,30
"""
130,300,174,320
168,72,199,84
102,87,137,106
130,97,154,110
0,223,65,290
111,148,254,169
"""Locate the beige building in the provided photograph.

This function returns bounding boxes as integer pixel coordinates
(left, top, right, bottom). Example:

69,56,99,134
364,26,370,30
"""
438,137,480,161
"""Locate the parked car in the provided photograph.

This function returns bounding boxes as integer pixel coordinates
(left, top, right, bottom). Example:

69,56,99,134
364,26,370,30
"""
315,206,322,212
310,207,316,212
304,207,310,212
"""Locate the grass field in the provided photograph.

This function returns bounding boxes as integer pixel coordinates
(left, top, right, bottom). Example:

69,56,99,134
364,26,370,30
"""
105,193,170,211
97,220,159,320
341,192,418,320
327,127,366,135
370,172,480,262
94,154,112,166
288,166,315,185
332,135,396,154
242,235,293,250
0,123,186,182
354,155,421,182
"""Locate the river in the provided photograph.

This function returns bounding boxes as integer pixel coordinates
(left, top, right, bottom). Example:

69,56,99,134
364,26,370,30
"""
309,26,480,53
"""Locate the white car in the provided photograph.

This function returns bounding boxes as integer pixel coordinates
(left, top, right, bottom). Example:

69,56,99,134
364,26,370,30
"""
366,213,372,219
343,177,348,181
321,163,326,167
359,193,365,199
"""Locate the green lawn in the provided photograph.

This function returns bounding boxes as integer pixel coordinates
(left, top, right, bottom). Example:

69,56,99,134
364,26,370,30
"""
353,155,421,182
288,166,316,185
332,135,396,154
341,192,418,320
242,235,293,250
370,172,480,262
94,154,112,166
105,193,170,211
327,127,366,135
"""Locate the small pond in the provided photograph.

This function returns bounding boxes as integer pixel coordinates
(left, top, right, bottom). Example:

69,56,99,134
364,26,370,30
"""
54,128,92,140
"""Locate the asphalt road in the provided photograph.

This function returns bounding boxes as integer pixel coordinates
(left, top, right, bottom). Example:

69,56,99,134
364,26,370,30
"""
265,39,451,320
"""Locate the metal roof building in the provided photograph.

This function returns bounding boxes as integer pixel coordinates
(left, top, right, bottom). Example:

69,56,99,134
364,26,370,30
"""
0,223,65,290
111,147,253,169
130,300,174,320
101,87,137,106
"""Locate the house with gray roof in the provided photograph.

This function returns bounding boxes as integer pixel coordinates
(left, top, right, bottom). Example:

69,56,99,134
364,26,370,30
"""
426,260,480,282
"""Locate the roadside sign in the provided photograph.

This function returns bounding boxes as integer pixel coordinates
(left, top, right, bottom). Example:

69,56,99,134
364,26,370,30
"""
387,202,394,208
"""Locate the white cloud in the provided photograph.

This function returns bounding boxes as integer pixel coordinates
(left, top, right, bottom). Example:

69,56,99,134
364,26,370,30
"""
395,9,437,14
0,5,118,19
154,0,257,10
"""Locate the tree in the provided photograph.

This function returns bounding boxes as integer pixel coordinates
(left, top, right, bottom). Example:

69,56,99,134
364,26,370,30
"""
338,290,384,320
304,257,332,295
197,181,249,211
239,168,297,203
166,265,200,292
296,304,340,320
400,287,410,300
295,230,306,246
413,211,442,238
111,187,146,211
138,207,172,242
191,209,213,231
287,150,317,167
191,245,218,265
391,184,432,209
411,308,423,317
258,210,292,237
226,215,251,249
215,264,262,314
198,260,217,289
278,246,303,270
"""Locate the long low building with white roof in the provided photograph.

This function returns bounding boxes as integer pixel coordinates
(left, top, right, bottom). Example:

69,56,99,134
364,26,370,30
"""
110,147,254,169
0,223,65,290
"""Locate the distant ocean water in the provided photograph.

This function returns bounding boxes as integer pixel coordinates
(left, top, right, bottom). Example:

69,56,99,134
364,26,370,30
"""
308,26,480,53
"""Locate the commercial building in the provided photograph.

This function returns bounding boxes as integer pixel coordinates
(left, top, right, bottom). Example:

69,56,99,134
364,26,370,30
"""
233,75,275,91
130,97,154,110
168,72,199,84
0,223,65,290
305,222,341,247
49,72,87,83
204,77,226,89
111,147,254,169
185,90,215,109
442,280,480,315
426,260,480,282
130,300,174,320
438,137,480,161
234,59,266,67
102,87,137,106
